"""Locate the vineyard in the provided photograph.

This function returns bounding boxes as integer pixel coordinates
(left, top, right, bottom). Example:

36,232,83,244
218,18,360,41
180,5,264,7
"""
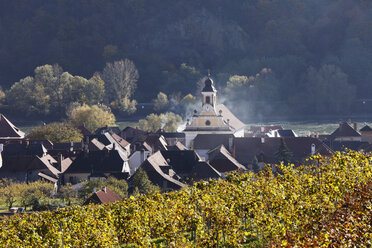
0,151,371,247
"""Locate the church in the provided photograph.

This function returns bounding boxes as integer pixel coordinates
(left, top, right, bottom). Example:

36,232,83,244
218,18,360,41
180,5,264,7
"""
183,75,246,148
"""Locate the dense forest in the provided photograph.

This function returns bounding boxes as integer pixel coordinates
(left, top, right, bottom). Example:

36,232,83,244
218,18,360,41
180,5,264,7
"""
1,0,372,121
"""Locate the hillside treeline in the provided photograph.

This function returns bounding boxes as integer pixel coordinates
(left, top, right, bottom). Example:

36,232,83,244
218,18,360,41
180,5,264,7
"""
1,0,372,119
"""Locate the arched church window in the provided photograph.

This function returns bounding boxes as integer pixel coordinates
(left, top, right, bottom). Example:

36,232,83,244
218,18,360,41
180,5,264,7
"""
205,120,211,126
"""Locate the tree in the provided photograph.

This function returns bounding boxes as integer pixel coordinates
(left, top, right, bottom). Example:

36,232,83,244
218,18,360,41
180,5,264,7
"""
275,138,293,165
0,87,5,107
61,74,105,107
6,76,50,116
101,59,139,103
27,122,83,143
163,112,182,132
138,112,182,132
5,64,105,117
110,97,137,115
0,179,20,209
153,92,169,112
302,64,356,114
130,168,159,195
18,181,54,210
68,104,116,133
138,113,163,132
58,183,77,206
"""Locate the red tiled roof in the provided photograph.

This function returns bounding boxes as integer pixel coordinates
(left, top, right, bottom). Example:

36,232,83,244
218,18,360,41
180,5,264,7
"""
111,133,130,148
84,187,121,205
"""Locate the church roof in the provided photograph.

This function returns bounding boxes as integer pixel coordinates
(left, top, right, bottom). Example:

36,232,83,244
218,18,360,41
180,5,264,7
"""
201,77,217,92
216,104,246,131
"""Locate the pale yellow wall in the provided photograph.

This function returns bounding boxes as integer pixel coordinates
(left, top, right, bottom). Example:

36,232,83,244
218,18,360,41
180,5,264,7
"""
189,116,226,128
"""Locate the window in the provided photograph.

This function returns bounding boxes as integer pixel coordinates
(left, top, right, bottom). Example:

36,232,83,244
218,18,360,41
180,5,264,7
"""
206,96,211,104
205,120,211,126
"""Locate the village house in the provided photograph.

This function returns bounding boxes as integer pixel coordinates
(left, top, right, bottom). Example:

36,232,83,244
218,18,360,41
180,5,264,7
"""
83,187,121,205
232,137,333,169
207,145,246,174
63,149,130,184
192,134,234,160
0,114,25,142
359,124,372,143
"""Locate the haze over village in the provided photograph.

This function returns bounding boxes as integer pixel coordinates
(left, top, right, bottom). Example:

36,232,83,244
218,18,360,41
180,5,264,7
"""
0,1,371,247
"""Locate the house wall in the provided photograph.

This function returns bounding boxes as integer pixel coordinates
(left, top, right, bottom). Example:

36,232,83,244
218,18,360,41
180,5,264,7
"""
129,150,151,175
0,172,26,181
334,137,362,142
361,132,372,143
233,129,245,138
63,173,90,184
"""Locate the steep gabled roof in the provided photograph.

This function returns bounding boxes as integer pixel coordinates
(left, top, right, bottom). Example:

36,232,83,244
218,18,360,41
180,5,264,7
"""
38,172,58,183
89,138,106,151
191,161,221,180
324,140,369,152
140,151,186,189
83,187,121,205
144,134,168,151
111,133,130,148
234,137,333,165
208,145,246,173
64,150,128,174
167,141,188,151
216,104,246,131
60,157,73,173
193,134,233,150
94,126,121,135
360,125,372,132
29,155,59,177
161,150,200,175
277,130,297,137
330,122,361,140
0,114,25,138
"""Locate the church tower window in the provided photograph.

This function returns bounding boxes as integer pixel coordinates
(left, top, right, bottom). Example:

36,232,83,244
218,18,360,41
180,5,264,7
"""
206,96,211,104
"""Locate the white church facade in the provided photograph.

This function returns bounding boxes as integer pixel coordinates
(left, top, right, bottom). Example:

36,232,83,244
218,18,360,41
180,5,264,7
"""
183,75,246,148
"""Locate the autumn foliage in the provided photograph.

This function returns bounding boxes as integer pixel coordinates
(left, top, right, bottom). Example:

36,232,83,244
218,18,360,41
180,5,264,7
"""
0,150,371,247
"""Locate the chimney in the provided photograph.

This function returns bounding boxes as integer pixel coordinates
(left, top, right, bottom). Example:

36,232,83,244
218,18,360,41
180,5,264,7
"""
70,141,74,152
311,144,316,155
57,153,63,171
261,126,264,132
353,123,357,131
140,149,145,164
102,186,107,193
113,142,116,150
274,131,278,138
228,136,233,151
261,137,265,144
339,122,342,131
